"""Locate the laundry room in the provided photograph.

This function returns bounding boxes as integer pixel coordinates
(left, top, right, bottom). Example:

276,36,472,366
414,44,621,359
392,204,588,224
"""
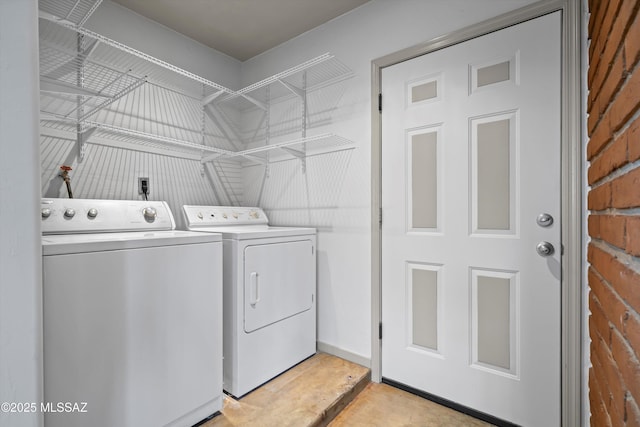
4,0,640,426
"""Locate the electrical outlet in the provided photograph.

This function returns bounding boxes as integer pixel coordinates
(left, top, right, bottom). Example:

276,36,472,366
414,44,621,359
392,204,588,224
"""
138,177,150,195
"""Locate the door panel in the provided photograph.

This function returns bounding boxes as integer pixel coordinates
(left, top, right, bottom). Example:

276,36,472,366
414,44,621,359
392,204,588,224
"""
243,240,314,333
381,13,561,426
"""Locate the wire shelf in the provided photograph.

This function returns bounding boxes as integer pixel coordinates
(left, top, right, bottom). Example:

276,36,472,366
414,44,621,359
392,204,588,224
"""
38,17,232,100
217,134,353,165
39,0,103,27
215,54,353,111
37,3,354,167
41,116,233,157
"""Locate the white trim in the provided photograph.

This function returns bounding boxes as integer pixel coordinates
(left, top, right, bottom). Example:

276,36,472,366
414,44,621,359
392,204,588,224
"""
371,0,582,425
317,342,371,369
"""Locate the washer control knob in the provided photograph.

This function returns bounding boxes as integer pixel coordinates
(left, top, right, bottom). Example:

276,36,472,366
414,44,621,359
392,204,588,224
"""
197,212,203,220
222,213,228,219
143,207,157,222
64,208,76,218
41,208,52,219
87,208,98,219
249,210,259,219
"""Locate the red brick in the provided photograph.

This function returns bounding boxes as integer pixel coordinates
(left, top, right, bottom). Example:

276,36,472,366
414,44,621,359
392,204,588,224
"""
615,260,640,311
589,0,607,39
598,52,627,117
589,0,614,68
588,182,612,210
591,342,611,409
589,362,611,427
590,286,614,346
591,0,622,97
627,217,640,256
590,267,629,333
590,356,612,427
629,116,640,162
611,166,640,208
588,112,613,159
588,86,597,115
611,329,640,406
600,0,625,65
589,34,602,89
626,393,640,427
595,332,627,423
588,108,602,136
590,366,613,427
623,309,640,362
588,135,629,184
601,215,627,249
624,7,640,70
588,245,640,310
587,15,606,83
610,66,640,132
591,59,609,104
590,214,602,239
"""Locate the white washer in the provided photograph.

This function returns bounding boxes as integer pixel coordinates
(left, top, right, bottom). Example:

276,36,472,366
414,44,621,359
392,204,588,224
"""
183,205,316,397
41,198,223,427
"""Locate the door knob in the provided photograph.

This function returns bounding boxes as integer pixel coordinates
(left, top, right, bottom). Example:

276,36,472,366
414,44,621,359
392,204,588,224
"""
536,241,555,257
536,213,554,227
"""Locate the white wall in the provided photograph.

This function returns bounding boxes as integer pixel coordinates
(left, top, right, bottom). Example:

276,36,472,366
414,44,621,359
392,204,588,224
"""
0,1,43,426
241,0,539,361
85,0,241,89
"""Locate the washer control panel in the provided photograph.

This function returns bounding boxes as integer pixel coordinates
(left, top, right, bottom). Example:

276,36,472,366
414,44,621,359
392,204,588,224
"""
183,205,269,227
41,198,176,234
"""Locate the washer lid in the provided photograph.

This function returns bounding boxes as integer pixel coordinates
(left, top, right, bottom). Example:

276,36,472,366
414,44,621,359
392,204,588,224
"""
42,230,221,255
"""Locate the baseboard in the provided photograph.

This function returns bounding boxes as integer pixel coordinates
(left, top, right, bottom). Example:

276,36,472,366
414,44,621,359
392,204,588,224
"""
317,341,371,369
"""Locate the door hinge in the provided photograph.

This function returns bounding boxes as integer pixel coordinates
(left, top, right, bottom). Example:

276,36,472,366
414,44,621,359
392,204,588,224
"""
379,207,382,227
379,322,383,340
378,93,382,112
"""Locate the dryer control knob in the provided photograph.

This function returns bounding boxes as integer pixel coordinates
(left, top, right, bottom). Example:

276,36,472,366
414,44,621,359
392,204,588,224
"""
41,208,52,219
87,208,98,219
249,210,259,219
143,207,157,222
64,208,75,218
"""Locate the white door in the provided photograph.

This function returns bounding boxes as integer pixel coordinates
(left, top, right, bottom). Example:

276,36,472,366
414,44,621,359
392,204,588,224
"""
381,13,561,426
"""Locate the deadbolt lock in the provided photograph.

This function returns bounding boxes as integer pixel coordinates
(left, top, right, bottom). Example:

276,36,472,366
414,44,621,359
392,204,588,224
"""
536,213,554,227
536,241,555,257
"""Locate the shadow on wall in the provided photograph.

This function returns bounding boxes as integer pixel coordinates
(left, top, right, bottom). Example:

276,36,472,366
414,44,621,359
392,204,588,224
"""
243,148,355,230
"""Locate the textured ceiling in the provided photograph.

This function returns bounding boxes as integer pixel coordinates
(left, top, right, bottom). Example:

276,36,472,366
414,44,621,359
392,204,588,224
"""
112,0,371,61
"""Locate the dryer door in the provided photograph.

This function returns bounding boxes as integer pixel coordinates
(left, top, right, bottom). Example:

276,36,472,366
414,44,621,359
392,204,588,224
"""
243,239,315,333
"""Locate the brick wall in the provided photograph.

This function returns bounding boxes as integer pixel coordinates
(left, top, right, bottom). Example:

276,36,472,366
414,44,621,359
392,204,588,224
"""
587,1,640,426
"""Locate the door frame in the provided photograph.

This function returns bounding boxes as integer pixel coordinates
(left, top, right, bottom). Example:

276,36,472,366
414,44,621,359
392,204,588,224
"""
370,0,582,425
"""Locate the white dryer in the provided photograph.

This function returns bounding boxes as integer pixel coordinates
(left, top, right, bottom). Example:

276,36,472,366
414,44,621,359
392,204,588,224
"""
183,205,317,397
41,198,223,427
